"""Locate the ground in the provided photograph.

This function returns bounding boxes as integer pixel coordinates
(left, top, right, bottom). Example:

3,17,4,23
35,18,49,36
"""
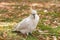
0,0,60,40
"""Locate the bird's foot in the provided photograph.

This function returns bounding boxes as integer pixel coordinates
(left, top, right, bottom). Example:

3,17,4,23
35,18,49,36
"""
19,33,28,38
29,33,34,36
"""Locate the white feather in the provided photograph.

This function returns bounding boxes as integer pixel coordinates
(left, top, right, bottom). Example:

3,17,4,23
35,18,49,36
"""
14,9,39,34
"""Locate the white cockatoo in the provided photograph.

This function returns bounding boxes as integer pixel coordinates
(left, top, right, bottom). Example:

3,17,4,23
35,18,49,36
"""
13,9,39,35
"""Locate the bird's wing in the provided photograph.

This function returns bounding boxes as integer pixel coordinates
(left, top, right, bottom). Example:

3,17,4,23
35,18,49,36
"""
14,18,30,31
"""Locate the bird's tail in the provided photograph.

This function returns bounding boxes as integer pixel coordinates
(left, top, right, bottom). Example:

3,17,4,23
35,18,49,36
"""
12,30,21,33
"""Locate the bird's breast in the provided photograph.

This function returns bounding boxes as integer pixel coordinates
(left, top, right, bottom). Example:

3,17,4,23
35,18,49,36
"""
28,15,39,30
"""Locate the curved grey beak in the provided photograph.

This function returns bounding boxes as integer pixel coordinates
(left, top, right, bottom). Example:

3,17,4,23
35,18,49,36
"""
32,14,35,18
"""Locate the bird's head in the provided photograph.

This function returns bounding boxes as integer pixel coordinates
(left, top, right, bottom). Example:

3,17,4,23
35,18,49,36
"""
30,9,37,19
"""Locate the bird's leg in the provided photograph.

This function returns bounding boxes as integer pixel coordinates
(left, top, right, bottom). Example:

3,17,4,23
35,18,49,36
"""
29,32,34,36
22,33,28,38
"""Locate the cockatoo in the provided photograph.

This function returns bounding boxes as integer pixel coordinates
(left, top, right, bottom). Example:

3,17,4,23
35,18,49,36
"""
13,9,39,35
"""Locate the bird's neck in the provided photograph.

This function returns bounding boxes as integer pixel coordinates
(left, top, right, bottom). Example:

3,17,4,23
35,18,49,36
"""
29,15,36,19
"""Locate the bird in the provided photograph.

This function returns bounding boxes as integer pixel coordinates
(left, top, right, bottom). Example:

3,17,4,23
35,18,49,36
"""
13,9,39,35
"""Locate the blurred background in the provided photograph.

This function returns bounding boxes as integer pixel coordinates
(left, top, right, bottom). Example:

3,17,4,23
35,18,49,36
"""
0,0,60,40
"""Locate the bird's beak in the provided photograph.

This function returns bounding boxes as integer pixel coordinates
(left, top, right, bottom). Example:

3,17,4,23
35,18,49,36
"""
32,14,35,19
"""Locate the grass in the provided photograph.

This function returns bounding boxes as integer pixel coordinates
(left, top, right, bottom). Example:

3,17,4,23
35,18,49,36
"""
0,21,60,40
0,12,60,40
0,4,60,40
